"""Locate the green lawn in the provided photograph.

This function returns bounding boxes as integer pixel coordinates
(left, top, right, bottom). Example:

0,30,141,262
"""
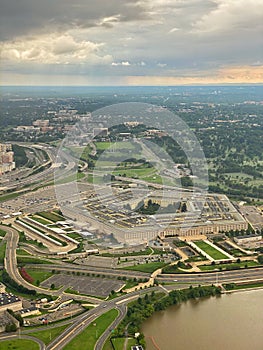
29,324,69,344
199,260,259,271
64,309,119,350
0,339,39,350
121,262,167,273
103,337,138,350
25,269,53,285
224,281,263,290
193,241,229,260
0,192,20,202
16,248,32,256
17,256,53,265
0,242,7,263
0,228,6,237
37,211,64,222
31,215,52,225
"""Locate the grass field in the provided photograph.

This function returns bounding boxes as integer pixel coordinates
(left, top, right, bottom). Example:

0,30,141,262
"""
31,215,52,225
0,228,6,237
29,324,69,345
193,241,229,260
16,248,32,256
0,339,39,350
64,309,119,350
37,211,64,222
199,260,259,271
0,242,6,263
25,269,53,285
103,337,138,350
17,256,53,265
121,262,167,273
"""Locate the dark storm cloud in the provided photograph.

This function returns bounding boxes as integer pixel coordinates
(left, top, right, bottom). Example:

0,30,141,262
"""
0,0,150,40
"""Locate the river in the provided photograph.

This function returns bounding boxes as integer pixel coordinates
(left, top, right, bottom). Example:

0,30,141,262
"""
141,289,263,350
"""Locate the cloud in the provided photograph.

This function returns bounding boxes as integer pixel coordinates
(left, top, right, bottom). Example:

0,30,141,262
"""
112,61,131,66
0,34,112,65
0,0,262,84
157,63,167,68
193,0,263,33
0,0,151,41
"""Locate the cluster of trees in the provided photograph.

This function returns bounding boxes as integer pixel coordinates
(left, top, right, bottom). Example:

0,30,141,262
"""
2,269,36,296
7,309,23,327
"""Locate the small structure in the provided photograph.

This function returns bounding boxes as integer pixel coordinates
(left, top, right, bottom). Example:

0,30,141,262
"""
19,307,40,318
234,234,262,248
0,293,22,313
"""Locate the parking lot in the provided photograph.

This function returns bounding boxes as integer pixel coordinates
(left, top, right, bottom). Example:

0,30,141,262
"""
41,274,125,298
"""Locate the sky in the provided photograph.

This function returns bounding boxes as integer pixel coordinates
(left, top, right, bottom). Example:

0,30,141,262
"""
0,0,262,86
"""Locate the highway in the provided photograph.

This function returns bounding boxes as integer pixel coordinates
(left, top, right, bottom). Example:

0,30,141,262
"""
94,304,127,350
2,223,263,350
25,263,151,280
46,288,158,350
158,267,263,284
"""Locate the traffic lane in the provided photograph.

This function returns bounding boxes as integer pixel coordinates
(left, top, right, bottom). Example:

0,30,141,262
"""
95,305,127,350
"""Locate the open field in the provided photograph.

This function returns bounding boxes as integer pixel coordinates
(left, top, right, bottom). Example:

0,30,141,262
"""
0,228,6,237
29,324,69,345
16,248,32,256
17,256,54,265
121,262,167,273
25,269,53,285
103,337,138,350
193,241,229,260
200,261,260,271
0,339,39,350
64,309,118,350
0,242,6,263
37,211,64,222
31,215,52,225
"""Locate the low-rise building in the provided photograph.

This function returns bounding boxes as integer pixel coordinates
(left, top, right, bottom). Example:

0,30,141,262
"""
0,311,20,333
0,293,23,313
19,307,40,318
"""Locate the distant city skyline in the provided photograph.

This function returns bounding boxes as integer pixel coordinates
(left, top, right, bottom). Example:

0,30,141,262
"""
0,0,262,85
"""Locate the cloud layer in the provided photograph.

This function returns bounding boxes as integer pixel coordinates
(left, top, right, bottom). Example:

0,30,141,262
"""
1,0,262,85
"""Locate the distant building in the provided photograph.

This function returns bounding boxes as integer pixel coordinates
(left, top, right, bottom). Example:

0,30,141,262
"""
33,119,49,127
0,143,15,175
93,128,109,137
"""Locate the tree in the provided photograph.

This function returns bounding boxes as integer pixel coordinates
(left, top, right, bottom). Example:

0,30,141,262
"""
51,283,55,290
5,323,17,332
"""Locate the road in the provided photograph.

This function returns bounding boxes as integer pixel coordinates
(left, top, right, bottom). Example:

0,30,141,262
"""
46,288,159,350
25,263,151,280
157,267,263,284
94,304,127,350
1,224,103,304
